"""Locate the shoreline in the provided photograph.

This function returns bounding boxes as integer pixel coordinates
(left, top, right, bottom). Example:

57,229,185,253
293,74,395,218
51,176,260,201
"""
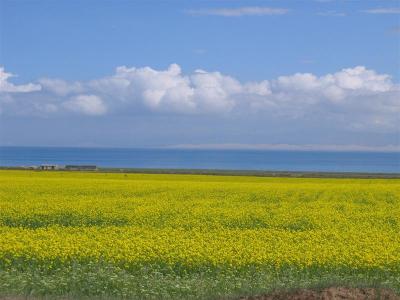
1,166,399,179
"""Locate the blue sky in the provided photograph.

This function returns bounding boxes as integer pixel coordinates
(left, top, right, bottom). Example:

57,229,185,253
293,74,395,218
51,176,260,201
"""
0,0,399,149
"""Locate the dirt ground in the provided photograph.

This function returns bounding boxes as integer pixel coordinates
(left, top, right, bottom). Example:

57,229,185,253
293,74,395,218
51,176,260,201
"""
239,287,400,300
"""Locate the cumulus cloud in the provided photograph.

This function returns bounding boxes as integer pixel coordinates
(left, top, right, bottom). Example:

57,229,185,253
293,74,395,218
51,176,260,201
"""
363,8,400,14
255,66,399,130
0,67,41,93
274,66,392,97
63,95,107,115
186,6,289,17
0,64,399,132
38,78,83,96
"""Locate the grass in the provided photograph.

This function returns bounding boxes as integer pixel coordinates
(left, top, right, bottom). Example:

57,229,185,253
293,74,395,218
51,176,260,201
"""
2,264,399,299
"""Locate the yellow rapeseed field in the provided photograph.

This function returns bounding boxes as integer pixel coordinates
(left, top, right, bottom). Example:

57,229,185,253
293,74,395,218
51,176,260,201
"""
0,170,399,298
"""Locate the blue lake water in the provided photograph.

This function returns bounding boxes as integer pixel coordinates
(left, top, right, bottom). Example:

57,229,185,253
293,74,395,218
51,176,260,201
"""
0,146,399,173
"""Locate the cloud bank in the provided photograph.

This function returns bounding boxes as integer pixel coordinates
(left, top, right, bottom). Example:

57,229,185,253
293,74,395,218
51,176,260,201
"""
0,64,399,133
165,143,400,152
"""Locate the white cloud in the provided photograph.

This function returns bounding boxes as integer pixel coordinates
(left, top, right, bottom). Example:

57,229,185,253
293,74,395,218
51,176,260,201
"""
276,73,320,91
363,8,400,14
38,78,83,96
190,69,242,112
0,64,399,132
186,6,289,17
244,80,271,96
273,66,393,100
261,66,399,129
333,66,391,91
0,67,41,93
112,64,197,113
63,95,107,116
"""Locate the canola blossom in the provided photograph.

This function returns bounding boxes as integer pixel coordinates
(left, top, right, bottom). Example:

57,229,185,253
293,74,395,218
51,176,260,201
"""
0,170,399,297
